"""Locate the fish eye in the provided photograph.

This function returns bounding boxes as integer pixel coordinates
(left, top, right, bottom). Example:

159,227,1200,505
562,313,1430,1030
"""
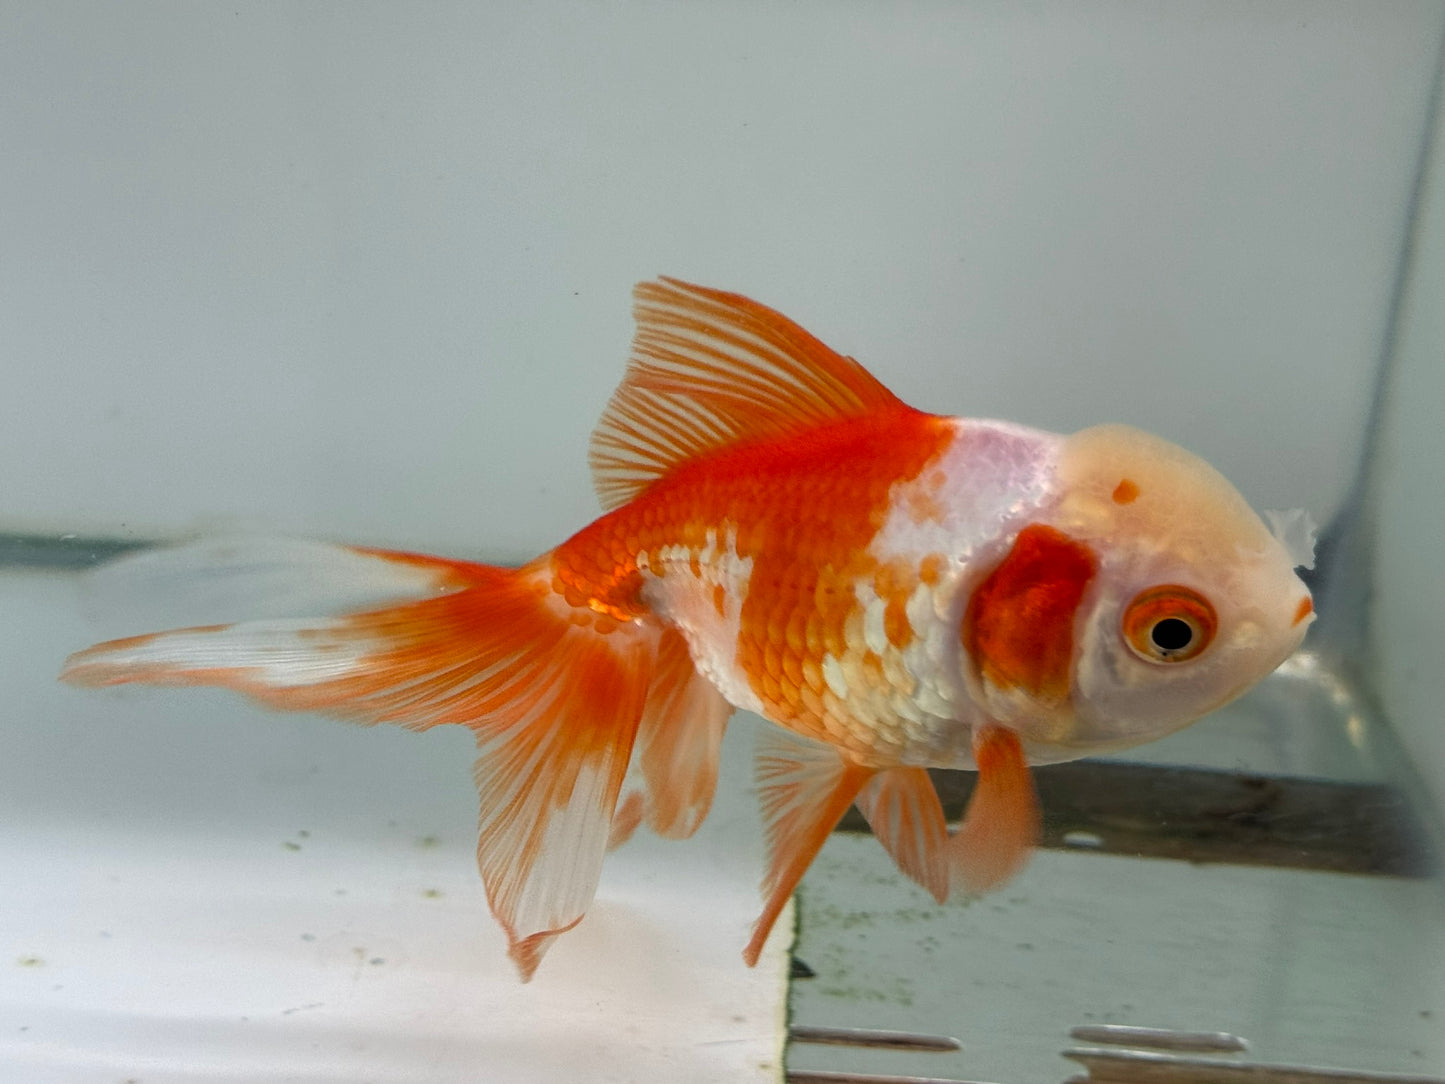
1122,585,1217,664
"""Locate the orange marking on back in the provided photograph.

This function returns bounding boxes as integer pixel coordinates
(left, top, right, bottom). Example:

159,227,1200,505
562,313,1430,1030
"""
590,278,904,512
962,525,1098,704
1293,596,1314,626
1112,478,1141,504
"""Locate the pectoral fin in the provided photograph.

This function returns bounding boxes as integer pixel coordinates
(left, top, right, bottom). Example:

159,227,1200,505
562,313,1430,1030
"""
946,724,1039,894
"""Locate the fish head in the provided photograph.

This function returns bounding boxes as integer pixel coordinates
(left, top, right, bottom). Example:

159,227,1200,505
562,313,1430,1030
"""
1000,424,1315,759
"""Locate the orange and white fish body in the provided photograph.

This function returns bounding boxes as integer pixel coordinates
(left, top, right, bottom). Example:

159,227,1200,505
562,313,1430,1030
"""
62,280,1317,980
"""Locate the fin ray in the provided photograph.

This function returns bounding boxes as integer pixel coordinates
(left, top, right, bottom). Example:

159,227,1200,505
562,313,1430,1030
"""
63,549,656,981
589,278,904,510
855,767,950,903
744,726,871,966
630,627,734,839
78,535,468,634
947,725,1039,894
471,633,651,980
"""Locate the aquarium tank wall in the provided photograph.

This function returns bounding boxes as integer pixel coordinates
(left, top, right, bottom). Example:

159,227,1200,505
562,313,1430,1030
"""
2,4,1442,1082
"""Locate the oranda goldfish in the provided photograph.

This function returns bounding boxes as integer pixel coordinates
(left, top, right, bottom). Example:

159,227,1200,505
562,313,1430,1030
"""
62,279,1317,980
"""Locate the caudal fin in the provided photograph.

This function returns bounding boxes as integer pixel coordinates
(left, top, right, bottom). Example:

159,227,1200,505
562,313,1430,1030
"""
61,540,657,981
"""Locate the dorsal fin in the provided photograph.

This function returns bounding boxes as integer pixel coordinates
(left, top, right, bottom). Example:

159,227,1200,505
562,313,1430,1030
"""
588,278,905,510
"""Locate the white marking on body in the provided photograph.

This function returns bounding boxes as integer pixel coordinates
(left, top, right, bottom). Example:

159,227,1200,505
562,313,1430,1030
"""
641,522,763,714
861,591,889,655
834,420,1064,767
822,655,849,698
873,419,1061,563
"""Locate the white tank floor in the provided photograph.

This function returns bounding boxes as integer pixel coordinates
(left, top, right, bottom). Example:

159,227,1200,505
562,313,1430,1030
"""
0,569,789,1083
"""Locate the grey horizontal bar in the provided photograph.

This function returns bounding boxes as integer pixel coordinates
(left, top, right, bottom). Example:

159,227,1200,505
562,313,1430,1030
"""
0,533,149,570
836,761,1437,878
787,1071,999,1084
789,1025,961,1052
1064,1048,1445,1084
1068,1025,1248,1053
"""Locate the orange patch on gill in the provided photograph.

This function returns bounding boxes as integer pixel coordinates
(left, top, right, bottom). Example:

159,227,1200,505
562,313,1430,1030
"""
962,524,1098,704
1112,478,1140,504
1293,596,1314,626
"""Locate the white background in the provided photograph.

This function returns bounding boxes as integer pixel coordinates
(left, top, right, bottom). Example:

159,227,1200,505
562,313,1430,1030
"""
3,5,1444,1082
3,3,1441,559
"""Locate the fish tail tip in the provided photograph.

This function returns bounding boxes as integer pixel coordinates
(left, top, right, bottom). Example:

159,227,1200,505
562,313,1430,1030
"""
507,931,561,983
607,790,645,851
58,649,110,687
741,927,768,968
59,630,171,686
58,636,163,687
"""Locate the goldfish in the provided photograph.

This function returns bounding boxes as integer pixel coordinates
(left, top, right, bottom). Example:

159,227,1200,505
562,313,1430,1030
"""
61,278,1317,981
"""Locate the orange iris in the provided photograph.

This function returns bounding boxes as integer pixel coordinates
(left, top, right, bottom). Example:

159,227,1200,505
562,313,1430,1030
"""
1122,585,1217,663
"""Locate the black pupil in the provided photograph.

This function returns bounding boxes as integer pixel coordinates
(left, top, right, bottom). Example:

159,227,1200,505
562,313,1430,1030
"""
1151,618,1194,653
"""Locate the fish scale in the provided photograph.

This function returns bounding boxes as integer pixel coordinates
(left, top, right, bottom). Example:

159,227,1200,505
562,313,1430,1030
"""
556,407,960,764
